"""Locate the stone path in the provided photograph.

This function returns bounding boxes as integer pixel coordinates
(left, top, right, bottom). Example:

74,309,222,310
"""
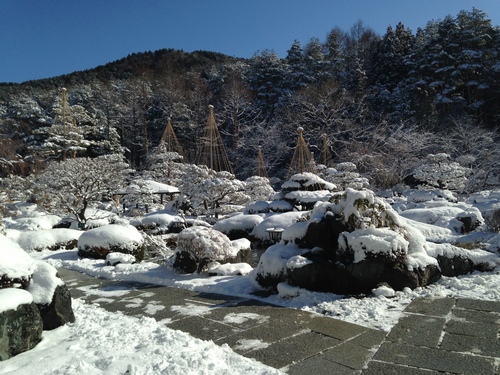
57,268,500,374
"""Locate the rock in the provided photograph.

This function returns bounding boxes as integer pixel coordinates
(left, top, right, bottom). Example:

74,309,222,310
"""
0,302,43,361
228,247,253,265
287,252,441,294
287,254,363,294
437,255,473,277
456,215,481,234
296,213,348,261
36,284,75,330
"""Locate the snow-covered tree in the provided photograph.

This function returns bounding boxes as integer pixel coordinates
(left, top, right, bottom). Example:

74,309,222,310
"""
34,155,132,225
409,153,472,191
244,176,275,202
320,162,369,190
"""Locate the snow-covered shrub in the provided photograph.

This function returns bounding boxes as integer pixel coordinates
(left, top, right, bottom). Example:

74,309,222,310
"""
77,224,145,261
269,200,293,213
12,228,82,252
281,172,336,192
173,226,233,273
213,213,264,240
244,201,269,214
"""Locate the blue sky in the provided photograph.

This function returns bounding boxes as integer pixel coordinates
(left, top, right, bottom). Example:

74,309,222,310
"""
1,0,499,83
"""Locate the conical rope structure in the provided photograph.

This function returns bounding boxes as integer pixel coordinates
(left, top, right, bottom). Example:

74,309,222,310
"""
288,127,317,177
196,105,233,173
159,117,185,158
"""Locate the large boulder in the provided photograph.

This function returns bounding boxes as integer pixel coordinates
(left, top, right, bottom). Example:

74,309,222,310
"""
0,289,43,361
286,251,441,294
257,189,443,293
36,284,75,330
0,235,75,359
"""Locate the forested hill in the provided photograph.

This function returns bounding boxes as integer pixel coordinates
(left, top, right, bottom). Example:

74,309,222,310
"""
1,8,499,190
0,49,241,90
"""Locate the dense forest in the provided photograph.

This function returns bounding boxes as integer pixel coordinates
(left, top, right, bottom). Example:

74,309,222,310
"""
1,8,499,192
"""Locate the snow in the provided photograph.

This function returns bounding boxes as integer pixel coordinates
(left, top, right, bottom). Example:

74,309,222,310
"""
208,262,253,276
0,234,36,279
0,299,280,375
0,288,33,313
250,212,305,241
77,224,144,252
2,188,500,373
27,261,64,304
213,213,264,234
340,227,409,263
9,228,82,252
106,252,136,266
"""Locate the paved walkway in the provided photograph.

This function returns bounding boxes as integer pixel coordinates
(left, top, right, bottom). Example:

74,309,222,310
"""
57,268,499,374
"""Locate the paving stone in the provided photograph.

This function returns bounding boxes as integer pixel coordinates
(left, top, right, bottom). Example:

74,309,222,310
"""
404,297,455,316
456,298,500,313
385,314,446,348
348,329,387,349
452,307,500,324
166,315,240,341
372,342,496,374
288,354,358,375
322,341,375,370
440,332,500,357
445,319,497,339
307,314,369,341
362,361,443,374
248,331,341,369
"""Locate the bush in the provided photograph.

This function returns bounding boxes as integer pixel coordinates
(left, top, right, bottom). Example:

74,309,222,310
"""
173,226,233,273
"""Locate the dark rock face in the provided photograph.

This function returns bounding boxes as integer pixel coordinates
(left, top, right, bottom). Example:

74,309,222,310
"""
457,216,481,234
296,214,348,261
287,255,362,294
437,255,473,277
0,274,31,290
0,302,43,361
286,252,442,295
37,284,75,330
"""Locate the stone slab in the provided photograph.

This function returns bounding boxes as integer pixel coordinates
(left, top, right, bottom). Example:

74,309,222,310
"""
288,355,358,375
440,332,500,358
322,341,375,370
372,342,496,374
455,298,500,313
385,314,446,348
404,297,455,316
248,331,342,369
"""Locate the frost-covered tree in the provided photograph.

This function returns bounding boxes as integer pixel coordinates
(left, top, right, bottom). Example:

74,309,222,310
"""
34,155,132,224
408,153,472,191
320,162,369,190
244,176,275,202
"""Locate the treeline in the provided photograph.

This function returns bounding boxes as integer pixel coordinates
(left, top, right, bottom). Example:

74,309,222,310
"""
0,8,499,190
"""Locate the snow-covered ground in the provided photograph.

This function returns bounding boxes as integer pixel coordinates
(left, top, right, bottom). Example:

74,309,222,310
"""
2,189,500,374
